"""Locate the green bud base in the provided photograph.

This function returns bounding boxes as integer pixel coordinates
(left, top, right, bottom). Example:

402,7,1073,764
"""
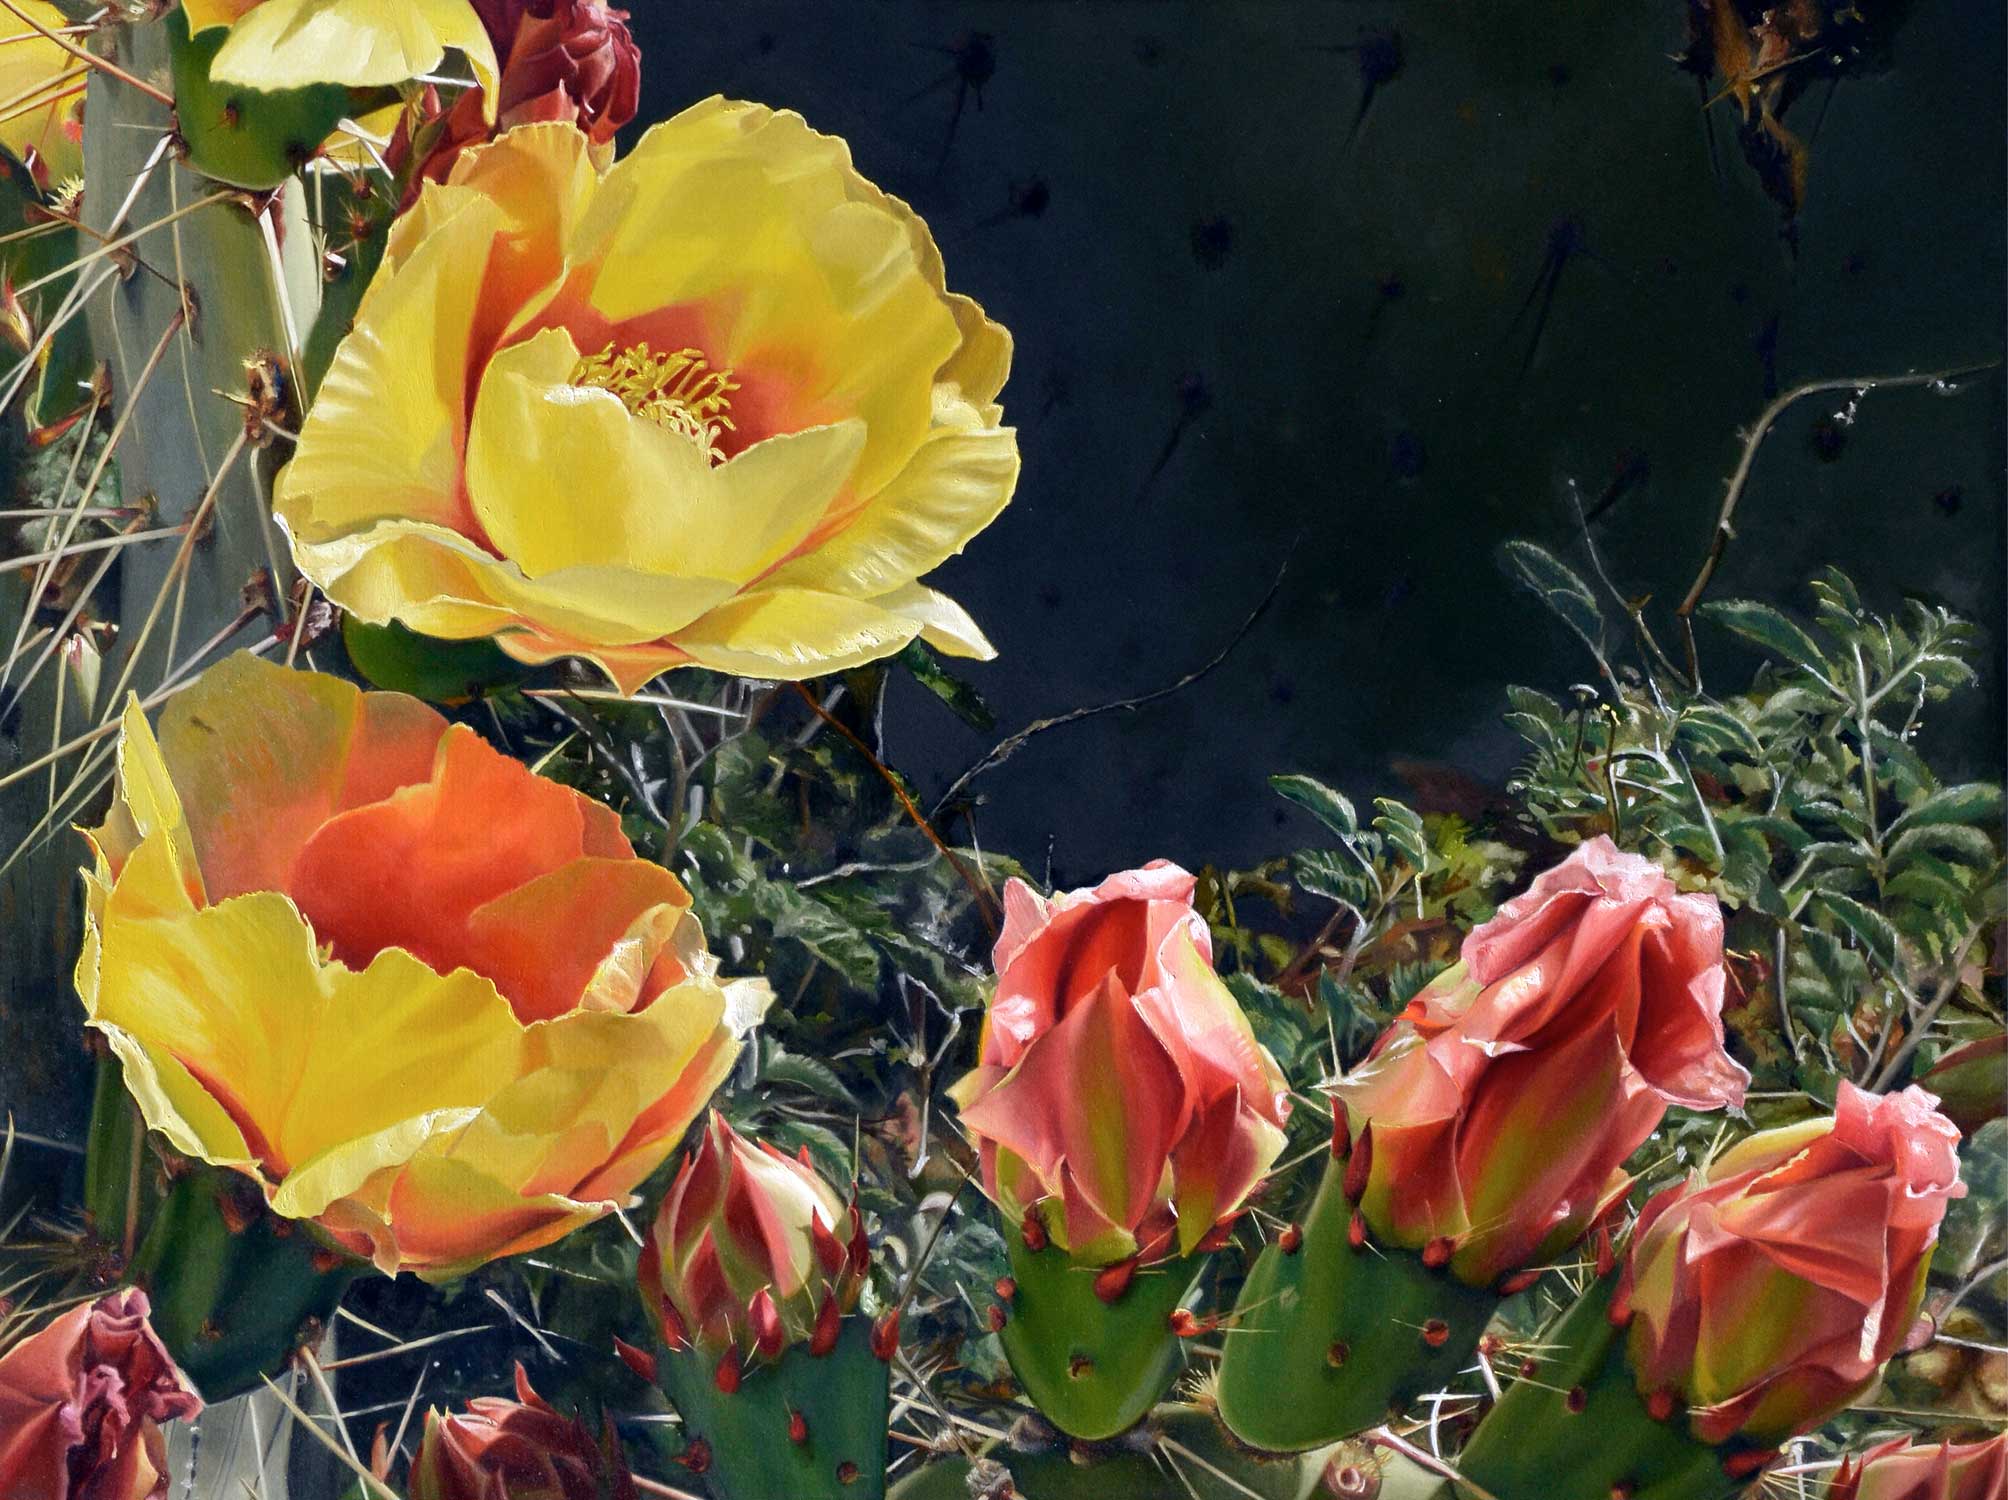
126,1167,358,1401
888,1404,1337,1500
997,1220,1201,1441
658,1314,891,1500
1214,1156,1498,1452
1447,1275,1767,1500
166,8,362,190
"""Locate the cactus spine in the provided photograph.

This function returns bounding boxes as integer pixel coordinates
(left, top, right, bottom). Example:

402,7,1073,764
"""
1213,1153,1498,1452
657,1313,893,1500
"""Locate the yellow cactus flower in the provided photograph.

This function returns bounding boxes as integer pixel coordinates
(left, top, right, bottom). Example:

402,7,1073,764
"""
181,0,498,103
75,652,768,1279
273,103,1019,694
0,2,84,189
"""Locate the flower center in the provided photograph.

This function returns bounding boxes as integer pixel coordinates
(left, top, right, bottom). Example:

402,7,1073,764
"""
572,341,737,463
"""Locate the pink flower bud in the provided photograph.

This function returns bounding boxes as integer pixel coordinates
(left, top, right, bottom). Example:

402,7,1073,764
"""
1830,1434,2007,1500
1620,1083,1966,1444
641,1113,866,1366
1332,837,1748,1285
408,1366,636,1500
947,863,1292,1265
0,1291,200,1500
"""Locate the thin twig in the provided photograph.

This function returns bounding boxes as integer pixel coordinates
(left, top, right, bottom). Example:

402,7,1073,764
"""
929,551,1290,822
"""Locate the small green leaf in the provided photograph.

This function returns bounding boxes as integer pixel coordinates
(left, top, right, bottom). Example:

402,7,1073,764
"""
1700,599,1836,685
898,641,996,731
1270,774,1357,839
763,1048,862,1109
1372,798,1429,869
1816,891,1904,972
1886,783,2005,841
1499,540,1602,644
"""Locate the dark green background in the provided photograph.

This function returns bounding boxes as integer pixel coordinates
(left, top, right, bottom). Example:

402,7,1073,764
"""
642,1,2004,881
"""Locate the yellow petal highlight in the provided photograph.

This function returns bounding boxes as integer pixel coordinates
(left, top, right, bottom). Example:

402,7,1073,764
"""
208,0,499,104
0,2,83,187
671,587,923,679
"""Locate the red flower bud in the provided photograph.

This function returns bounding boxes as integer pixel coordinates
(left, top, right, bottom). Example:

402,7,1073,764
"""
870,1310,901,1363
1826,1433,2007,1500
409,1365,638,1500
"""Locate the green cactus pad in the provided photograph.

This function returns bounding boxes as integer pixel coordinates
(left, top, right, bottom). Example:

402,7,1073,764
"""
126,1167,359,1401
1445,1274,1767,1500
166,8,360,190
888,1404,1342,1500
996,1219,1202,1442
657,1313,891,1500
1214,1157,1498,1452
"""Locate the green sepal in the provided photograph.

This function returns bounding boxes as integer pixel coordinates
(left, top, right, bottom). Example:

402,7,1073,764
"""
301,169,393,400
1447,1274,1766,1500
888,1405,1340,1500
125,1166,359,1401
167,8,364,190
657,1314,891,1500
341,614,527,704
1214,1156,1498,1452
997,1220,1199,1442
81,1052,149,1252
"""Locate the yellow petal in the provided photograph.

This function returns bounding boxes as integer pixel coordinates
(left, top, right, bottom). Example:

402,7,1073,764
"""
585,99,961,497
870,581,996,660
209,0,498,103
0,2,83,186
277,190,506,544
673,587,922,679
766,419,1018,599
184,0,262,33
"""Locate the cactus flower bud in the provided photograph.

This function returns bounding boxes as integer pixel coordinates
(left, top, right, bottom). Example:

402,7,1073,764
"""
1620,1083,1966,1444
0,1291,200,1500
948,863,1291,1265
1917,1033,2007,1134
1331,837,1748,1285
409,1365,637,1500
1831,1434,2008,1500
641,1113,867,1367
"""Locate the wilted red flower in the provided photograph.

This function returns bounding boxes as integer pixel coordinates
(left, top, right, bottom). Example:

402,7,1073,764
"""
1620,1083,1966,1443
948,862,1291,1266
1830,1433,2008,1500
408,1365,638,1500
425,0,640,184
1332,836,1748,1285
0,1291,201,1500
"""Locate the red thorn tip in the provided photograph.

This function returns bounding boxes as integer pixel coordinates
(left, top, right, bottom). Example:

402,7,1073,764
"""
1346,1210,1368,1250
1169,1309,1206,1338
1420,1318,1450,1349
798,1145,814,1167
1325,1341,1349,1368
1068,1353,1095,1379
1721,1451,1779,1481
1020,1208,1049,1252
1477,1333,1504,1359
1610,1485,1635,1500
1595,1227,1616,1280
994,1276,1017,1301
847,1207,871,1275
1645,1389,1676,1423
1421,1236,1453,1269
1607,1282,1634,1328
1564,1385,1588,1414
1331,1113,1351,1159
1342,1123,1373,1201
1278,1223,1303,1254
1092,1257,1139,1303
713,1348,742,1395
1496,1268,1541,1297
1195,1219,1236,1254
986,1304,1006,1332
837,1461,860,1485
870,1310,901,1362
810,1294,842,1357
678,1438,712,1474
1517,1357,1539,1379
613,1336,658,1383
788,1410,809,1445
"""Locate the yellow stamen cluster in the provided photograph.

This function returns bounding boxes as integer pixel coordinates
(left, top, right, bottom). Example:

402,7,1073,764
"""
572,341,738,463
